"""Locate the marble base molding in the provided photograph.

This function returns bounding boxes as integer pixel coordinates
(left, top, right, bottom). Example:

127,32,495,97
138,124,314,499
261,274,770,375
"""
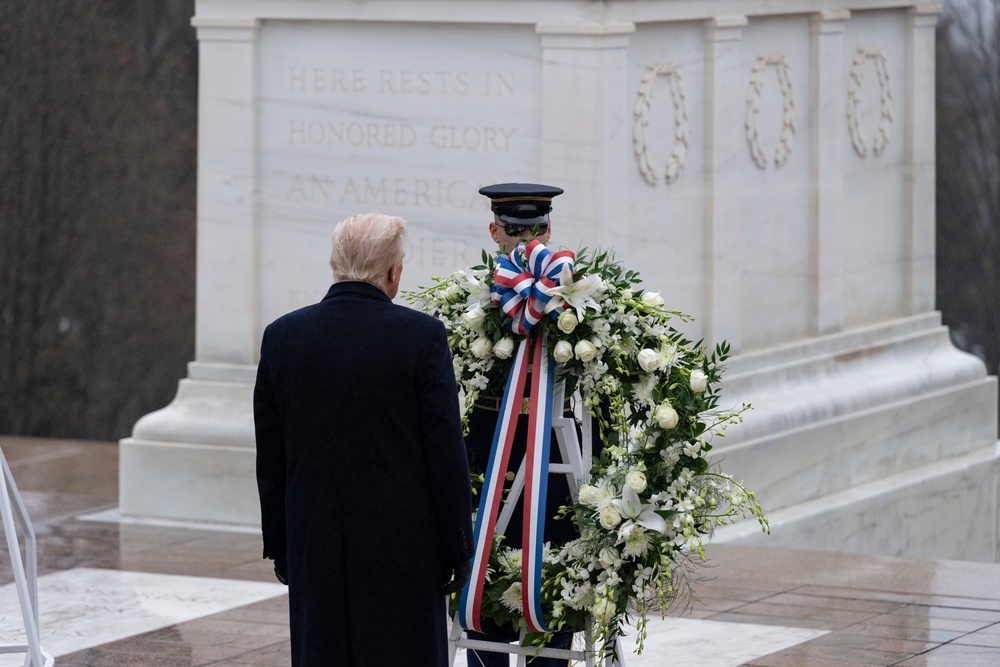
119,362,258,525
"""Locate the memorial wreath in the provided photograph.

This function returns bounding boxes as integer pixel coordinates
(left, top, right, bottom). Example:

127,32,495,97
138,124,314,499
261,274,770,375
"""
404,240,768,659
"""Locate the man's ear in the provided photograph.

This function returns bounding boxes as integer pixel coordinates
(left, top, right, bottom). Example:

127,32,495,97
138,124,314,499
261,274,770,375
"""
489,222,501,245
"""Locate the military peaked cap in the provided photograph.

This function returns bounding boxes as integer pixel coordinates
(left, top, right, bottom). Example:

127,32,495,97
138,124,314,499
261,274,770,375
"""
479,183,564,226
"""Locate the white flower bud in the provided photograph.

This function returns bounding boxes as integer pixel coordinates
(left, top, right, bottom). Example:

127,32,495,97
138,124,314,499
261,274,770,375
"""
460,304,486,330
553,340,574,363
557,309,578,334
470,336,493,360
655,403,679,430
494,337,515,360
690,369,708,393
599,506,622,530
626,470,647,494
574,339,598,362
637,349,662,372
641,291,665,308
578,484,599,507
591,597,617,623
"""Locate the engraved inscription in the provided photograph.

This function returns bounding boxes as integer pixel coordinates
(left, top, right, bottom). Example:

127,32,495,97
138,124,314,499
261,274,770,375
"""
287,120,515,152
427,125,515,151
288,68,514,98
288,121,419,147
406,237,470,268
286,175,482,209
289,67,366,92
378,69,469,95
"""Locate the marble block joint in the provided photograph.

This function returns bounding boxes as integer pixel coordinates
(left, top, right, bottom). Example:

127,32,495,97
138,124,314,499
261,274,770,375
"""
122,1,999,563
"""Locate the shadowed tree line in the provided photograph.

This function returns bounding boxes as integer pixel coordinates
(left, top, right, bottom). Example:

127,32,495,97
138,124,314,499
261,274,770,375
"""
0,0,196,440
936,0,1000,412
0,1,997,441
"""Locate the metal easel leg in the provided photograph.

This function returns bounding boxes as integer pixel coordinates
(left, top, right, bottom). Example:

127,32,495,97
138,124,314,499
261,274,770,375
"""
0,450,53,667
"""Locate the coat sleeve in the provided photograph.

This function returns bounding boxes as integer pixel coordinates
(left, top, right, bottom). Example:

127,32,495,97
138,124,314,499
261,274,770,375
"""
416,320,474,567
254,333,287,562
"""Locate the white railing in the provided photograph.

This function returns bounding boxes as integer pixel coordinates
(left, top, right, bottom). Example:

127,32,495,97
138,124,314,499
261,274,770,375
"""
0,448,54,667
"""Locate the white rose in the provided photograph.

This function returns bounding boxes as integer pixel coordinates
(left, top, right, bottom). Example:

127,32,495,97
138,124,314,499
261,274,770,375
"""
637,348,661,372
599,506,622,530
557,309,578,334
641,291,665,308
553,340,574,363
494,337,515,360
574,339,598,362
625,470,647,494
470,336,493,359
598,547,620,569
655,403,679,430
690,368,708,393
460,304,486,330
578,484,599,507
592,597,617,623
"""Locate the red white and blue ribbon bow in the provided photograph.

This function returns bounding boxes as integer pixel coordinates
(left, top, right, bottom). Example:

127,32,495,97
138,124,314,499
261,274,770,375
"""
460,241,574,635
491,240,575,335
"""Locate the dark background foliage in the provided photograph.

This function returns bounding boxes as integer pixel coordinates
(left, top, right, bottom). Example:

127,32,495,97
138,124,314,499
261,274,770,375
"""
936,0,1000,402
0,0,196,439
0,1,995,441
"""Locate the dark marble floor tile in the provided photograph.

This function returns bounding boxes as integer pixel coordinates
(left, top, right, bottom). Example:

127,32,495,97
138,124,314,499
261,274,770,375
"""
895,643,1000,666
890,604,1000,623
862,612,994,633
842,620,965,643
746,653,884,667
724,601,879,628
809,629,939,654
708,610,835,630
749,641,912,666
762,592,903,614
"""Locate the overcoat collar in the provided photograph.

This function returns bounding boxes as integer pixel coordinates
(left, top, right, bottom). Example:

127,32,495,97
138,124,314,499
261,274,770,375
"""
322,280,392,303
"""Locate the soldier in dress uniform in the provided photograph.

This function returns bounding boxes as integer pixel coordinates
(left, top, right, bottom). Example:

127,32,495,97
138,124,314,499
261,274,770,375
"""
464,183,606,667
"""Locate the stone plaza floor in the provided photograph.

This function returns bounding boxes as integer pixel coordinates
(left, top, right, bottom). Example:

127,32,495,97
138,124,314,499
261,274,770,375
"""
2,435,1000,666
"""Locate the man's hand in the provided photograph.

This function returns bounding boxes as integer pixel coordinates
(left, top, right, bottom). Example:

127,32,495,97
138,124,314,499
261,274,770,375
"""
441,559,472,596
273,557,288,585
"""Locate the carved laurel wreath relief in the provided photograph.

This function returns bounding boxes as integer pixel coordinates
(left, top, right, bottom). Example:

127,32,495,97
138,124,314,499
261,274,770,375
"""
745,52,796,169
847,47,893,158
633,62,690,186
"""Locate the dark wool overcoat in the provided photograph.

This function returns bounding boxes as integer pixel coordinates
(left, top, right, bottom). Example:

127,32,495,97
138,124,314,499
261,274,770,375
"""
254,281,474,667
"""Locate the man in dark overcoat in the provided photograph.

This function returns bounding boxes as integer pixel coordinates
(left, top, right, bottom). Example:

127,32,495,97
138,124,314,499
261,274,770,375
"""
254,212,474,667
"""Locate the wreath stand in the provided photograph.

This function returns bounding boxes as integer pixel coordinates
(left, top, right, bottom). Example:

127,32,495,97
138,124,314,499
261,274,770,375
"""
448,382,626,667
0,447,54,666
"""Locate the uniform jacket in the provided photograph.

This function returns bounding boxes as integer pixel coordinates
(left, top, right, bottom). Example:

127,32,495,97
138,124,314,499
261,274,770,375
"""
254,280,474,667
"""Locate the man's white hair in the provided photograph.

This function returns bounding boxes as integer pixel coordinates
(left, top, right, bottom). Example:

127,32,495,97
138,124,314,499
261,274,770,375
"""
329,213,406,289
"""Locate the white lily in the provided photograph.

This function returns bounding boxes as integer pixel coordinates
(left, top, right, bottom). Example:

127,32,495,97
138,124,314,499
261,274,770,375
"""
462,269,492,306
612,483,667,535
540,263,604,321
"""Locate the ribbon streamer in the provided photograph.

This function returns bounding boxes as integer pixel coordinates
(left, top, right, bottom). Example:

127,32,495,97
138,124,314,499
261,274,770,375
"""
521,328,554,632
460,335,531,633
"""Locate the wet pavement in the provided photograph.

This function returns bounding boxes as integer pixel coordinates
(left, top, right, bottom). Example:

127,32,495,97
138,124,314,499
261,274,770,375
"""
2,435,1000,666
